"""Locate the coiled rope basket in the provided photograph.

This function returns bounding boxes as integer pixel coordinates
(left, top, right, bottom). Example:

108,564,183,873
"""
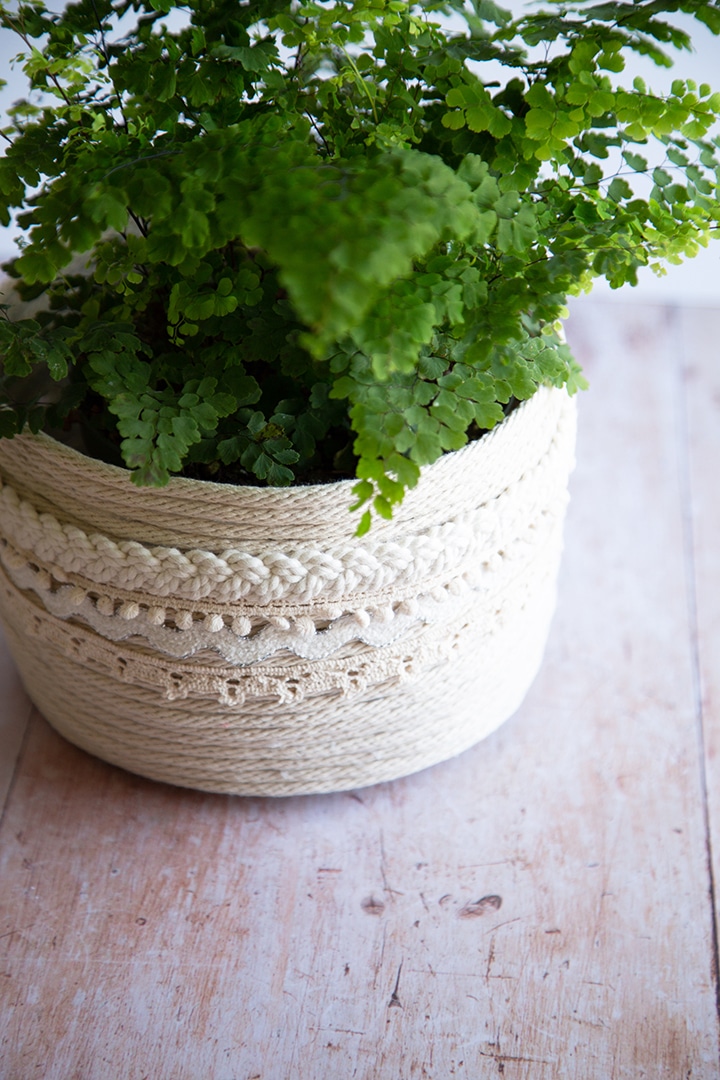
0,385,576,796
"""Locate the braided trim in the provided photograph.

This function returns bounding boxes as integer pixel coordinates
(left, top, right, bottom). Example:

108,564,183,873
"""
0,551,459,662
0,496,567,663
0,410,575,607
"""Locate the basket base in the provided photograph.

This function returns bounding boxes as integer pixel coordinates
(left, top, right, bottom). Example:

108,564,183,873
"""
0,566,559,797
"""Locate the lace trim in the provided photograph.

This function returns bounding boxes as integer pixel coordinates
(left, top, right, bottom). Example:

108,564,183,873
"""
2,552,467,662
0,505,566,664
0,567,502,705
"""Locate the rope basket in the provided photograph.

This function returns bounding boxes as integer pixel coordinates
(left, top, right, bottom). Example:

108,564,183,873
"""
0,385,577,796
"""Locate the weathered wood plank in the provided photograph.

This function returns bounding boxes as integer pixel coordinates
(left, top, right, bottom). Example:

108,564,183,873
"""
0,301,718,1079
0,627,32,816
679,305,720,953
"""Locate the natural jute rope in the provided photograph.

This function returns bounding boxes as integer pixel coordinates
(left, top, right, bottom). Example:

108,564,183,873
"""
0,385,577,795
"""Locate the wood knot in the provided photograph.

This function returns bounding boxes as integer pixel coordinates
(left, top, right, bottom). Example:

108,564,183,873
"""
361,896,385,916
459,895,502,919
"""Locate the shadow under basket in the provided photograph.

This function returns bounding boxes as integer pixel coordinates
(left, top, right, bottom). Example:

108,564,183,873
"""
0,386,577,796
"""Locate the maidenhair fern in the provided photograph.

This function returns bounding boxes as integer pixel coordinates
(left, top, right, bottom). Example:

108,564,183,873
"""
1,0,719,530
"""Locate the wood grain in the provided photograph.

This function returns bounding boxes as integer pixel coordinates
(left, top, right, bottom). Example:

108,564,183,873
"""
679,306,720,948
0,627,32,816
1,301,719,1079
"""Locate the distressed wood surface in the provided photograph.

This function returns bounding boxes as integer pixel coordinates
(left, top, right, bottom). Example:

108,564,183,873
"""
0,627,32,817
681,306,720,947
1,300,719,1079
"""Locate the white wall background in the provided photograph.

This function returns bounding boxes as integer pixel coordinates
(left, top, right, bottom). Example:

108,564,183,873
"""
1,4,719,303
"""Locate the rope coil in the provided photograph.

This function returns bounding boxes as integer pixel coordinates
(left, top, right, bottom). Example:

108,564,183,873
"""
0,385,577,795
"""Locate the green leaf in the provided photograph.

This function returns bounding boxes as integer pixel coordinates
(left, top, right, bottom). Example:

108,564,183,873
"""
442,111,466,131
623,151,648,172
171,414,200,443
386,452,420,489
122,417,156,440
356,510,372,537
154,63,177,101
14,251,59,285
87,189,128,232
653,167,673,188
217,435,248,465
409,430,442,466
607,177,633,201
0,410,20,437
350,479,374,508
265,461,295,485
373,494,393,520
525,108,555,137
667,146,689,168
190,402,219,429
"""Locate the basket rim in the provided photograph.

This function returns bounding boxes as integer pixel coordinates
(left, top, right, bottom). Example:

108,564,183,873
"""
18,383,557,495
0,384,573,545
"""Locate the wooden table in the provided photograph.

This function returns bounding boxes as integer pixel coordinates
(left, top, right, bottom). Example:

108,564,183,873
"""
1,300,719,1078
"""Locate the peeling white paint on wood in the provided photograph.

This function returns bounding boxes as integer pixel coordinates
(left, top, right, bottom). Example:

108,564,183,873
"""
1,301,719,1079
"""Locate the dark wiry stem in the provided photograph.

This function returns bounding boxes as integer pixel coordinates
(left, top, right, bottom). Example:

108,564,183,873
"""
127,209,149,238
89,0,130,128
1,12,74,107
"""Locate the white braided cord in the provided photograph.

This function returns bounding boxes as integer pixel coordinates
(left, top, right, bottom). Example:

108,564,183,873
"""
0,490,567,663
0,395,574,608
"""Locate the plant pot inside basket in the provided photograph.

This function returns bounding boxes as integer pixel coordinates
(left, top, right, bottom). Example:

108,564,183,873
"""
0,385,576,796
